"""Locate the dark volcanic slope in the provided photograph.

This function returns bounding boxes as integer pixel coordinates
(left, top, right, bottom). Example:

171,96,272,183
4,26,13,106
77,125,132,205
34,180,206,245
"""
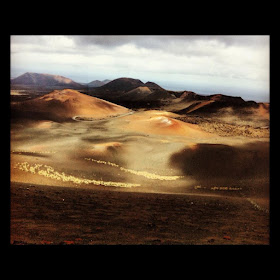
88,78,265,113
95,77,145,93
88,77,173,108
179,91,209,100
11,182,269,245
11,72,82,88
91,78,167,95
145,81,165,91
121,86,153,101
176,93,260,115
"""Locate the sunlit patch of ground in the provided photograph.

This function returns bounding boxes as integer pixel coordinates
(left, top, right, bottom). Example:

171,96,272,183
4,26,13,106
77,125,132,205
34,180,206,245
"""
90,142,123,153
194,185,243,191
14,162,140,188
10,90,27,96
115,110,215,137
85,157,183,181
33,121,54,129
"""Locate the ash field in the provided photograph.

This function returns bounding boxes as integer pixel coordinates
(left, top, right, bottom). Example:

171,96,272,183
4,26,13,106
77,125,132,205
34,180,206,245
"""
10,74,270,245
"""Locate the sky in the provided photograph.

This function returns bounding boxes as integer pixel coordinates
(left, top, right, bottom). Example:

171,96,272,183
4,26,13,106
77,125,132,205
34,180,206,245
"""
10,35,270,102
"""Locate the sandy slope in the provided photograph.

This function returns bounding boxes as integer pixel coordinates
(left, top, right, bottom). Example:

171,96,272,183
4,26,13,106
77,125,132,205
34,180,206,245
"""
117,110,214,137
12,89,130,121
125,86,152,95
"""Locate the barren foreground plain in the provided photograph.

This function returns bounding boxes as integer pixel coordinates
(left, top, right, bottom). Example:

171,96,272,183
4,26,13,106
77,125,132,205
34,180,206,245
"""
10,88,270,245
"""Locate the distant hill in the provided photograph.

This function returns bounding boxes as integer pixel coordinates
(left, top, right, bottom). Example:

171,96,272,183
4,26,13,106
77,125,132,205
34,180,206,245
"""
88,77,173,108
175,93,262,116
87,80,106,87
11,89,130,122
11,72,83,89
91,77,167,93
95,77,145,93
87,79,111,87
209,94,245,104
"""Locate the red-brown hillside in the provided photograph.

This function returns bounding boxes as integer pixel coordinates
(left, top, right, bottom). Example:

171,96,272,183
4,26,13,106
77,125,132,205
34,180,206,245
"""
11,89,130,121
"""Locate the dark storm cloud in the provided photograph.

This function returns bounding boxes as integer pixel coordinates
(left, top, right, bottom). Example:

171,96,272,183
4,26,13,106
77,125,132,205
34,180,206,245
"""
11,35,269,58
69,35,269,49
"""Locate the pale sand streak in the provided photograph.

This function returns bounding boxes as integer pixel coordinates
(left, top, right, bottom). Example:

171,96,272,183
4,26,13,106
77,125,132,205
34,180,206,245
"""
85,158,183,181
11,150,57,154
14,162,140,188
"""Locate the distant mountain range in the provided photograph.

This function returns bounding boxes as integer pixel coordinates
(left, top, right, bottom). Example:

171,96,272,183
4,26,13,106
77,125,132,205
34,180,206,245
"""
11,72,112,89
11,73,165,92
94,77,146,93
10,72,269,117
11,72,83,88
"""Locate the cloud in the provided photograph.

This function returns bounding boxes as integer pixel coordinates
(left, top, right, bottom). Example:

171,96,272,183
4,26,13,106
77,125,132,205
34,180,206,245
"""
11,35,269,67
69,35,269,49
10,35,270,101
